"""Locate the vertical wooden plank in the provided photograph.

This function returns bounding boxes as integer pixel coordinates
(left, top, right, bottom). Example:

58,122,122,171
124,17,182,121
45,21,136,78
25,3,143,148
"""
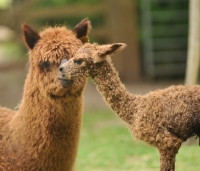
185,0,200,85
106,0,141,81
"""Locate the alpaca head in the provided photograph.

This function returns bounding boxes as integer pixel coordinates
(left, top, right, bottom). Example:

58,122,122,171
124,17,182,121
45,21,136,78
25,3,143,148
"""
58,43,126,80
22,18,91,98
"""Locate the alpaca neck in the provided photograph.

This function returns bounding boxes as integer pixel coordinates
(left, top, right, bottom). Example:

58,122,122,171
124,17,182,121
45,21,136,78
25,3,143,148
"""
90,60,137,124
13,85,83,140
8,78,83,170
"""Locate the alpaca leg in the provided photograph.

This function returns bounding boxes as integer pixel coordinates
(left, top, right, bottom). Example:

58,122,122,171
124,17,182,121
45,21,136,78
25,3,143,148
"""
158,134,183,171
159,149,176,171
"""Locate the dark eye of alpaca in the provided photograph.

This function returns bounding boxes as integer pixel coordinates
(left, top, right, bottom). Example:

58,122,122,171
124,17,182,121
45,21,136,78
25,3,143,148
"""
39,61,51,72
74,59,83,65
42,61,51,68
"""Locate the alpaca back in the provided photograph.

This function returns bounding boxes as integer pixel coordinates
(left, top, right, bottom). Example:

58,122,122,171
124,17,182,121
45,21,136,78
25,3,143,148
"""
131,85,200,145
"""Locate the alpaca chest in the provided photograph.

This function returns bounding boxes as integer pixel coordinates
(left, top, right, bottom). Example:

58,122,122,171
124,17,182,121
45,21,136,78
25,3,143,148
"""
0,136,77,171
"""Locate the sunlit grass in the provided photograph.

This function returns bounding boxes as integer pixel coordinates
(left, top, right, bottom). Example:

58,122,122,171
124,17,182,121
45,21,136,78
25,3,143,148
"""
76,109,200,171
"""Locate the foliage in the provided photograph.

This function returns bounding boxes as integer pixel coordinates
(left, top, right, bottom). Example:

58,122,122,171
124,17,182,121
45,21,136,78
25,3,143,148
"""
36,0,102,8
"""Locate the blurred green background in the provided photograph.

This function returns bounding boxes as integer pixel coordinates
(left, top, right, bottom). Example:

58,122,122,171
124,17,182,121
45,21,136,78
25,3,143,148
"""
0,0,193,80
0,0,199,170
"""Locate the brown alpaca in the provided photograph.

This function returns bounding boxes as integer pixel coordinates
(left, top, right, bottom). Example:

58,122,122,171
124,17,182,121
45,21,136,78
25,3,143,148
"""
59,43,200,171
0,18,91,171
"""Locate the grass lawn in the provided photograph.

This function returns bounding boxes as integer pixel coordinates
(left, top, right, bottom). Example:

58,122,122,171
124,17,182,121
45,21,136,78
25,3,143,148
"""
76,109,200,171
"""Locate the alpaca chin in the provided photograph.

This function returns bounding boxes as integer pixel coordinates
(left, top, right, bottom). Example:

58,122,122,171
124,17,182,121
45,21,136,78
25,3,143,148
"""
54,90,67,97
59,78,74,88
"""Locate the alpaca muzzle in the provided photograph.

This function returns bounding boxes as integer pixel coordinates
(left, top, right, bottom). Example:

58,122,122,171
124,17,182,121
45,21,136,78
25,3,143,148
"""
58,64,75,87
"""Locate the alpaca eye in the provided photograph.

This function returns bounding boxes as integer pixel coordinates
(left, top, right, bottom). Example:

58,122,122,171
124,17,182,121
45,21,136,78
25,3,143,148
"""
39,61,51,72
42,61,51,68
74,59,83,65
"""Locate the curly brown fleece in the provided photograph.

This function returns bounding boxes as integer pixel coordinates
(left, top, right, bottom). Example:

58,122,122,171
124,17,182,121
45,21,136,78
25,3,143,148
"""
59,43,200,171
0,18,91,171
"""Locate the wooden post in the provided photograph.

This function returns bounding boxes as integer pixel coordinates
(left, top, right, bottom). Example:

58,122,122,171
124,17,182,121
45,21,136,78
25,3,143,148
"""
185,0,200,85
106,0,141,81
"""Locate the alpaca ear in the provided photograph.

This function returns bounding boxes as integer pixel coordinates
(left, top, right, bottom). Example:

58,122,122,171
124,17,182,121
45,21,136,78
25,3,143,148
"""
22,24,40,49
94,43,126,63
73,18,92,43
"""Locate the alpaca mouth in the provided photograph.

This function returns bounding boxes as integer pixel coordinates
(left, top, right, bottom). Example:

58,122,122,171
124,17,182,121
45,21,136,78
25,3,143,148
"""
58,78,74,88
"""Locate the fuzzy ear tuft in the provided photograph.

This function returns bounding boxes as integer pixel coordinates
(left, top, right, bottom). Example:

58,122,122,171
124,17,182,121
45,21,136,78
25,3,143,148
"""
98,43,127,58
73,18,92,43
94,43,126,63
22,24,40,49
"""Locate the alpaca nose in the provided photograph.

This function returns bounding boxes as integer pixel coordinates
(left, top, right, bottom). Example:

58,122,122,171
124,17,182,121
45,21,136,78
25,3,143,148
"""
59,67,63,72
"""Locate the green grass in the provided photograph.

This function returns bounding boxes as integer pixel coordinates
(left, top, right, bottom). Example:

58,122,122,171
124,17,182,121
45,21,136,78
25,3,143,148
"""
76,110,200,171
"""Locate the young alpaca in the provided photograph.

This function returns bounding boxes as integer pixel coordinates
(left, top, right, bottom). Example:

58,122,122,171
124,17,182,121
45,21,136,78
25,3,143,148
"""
0,19,91,171
59,43,200,171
